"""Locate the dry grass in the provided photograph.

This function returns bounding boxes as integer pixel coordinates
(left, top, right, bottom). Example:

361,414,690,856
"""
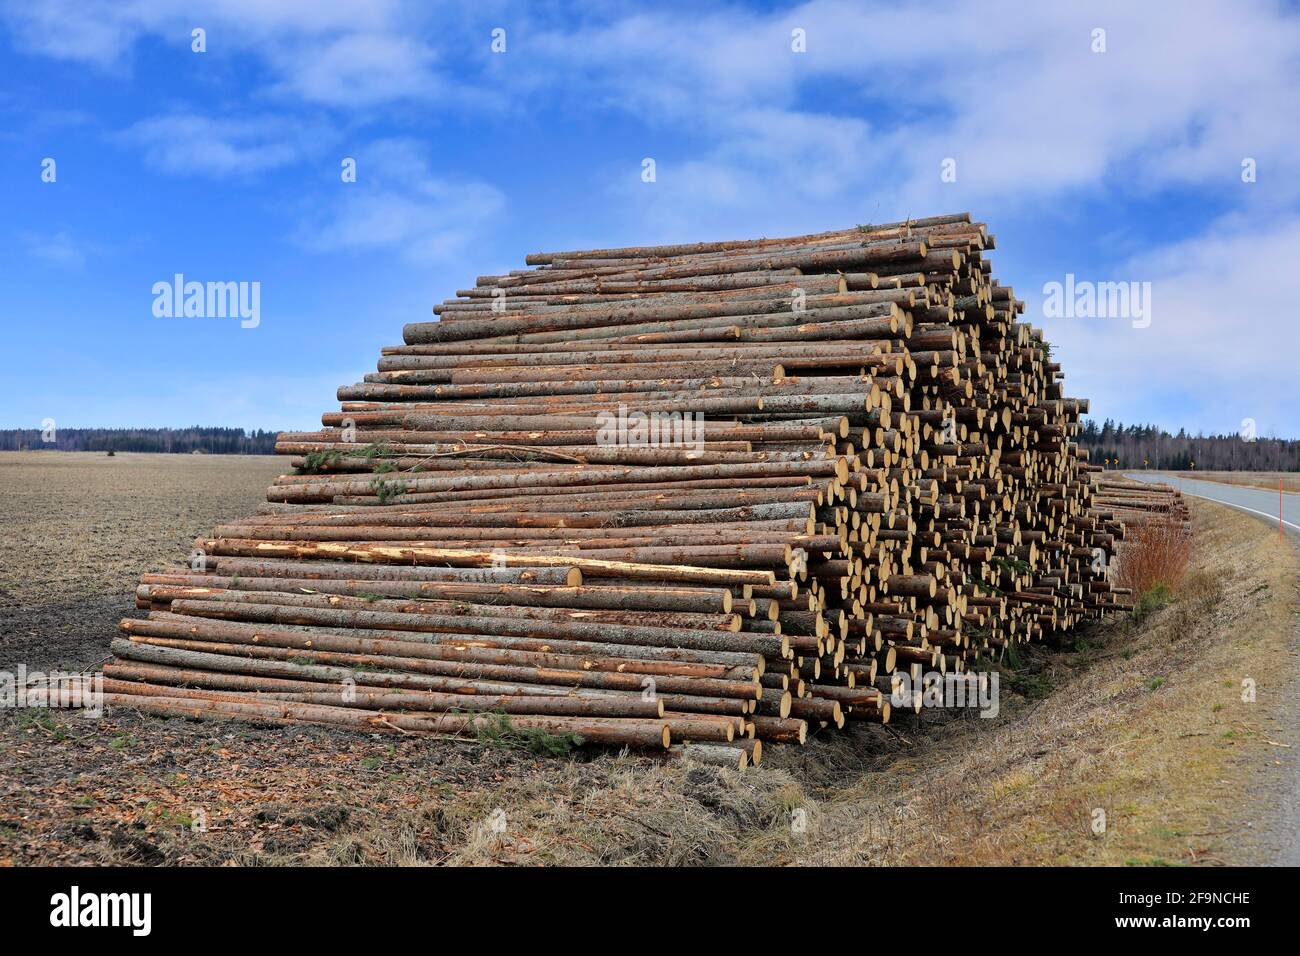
1114,512,1193,597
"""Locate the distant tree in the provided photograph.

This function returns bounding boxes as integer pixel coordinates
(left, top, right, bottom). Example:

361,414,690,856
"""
1077,419,1300,471
0,427,279,454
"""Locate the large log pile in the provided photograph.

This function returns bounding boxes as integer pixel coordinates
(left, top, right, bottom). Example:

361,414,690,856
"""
102,213,1165,768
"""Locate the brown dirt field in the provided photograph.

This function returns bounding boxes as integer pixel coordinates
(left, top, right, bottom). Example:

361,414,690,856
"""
1,453,1296,866
0,452,284,671
0,451,285,608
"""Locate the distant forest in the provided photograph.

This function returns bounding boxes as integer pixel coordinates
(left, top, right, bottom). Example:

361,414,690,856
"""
2,422,1297,470
0,427,279,454
1078,420,1300,471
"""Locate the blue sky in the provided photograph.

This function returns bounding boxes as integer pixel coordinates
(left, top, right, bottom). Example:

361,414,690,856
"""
2,1,1298,437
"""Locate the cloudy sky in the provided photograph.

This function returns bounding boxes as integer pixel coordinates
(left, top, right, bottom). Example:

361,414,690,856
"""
2,1,1297,436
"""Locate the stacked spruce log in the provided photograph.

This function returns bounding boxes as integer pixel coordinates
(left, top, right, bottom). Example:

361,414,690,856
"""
102,213,1147,770
1093,477,1192,531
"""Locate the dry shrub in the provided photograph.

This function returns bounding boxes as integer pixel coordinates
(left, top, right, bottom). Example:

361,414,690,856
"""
1115,512,1192,596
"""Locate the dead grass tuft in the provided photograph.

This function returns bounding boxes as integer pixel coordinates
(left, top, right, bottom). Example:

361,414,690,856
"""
1116,512,1193,596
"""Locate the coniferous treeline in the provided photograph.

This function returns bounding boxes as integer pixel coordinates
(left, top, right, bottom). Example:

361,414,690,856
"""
5,421,1297,467
1078,420,1300,471
0,427,278,454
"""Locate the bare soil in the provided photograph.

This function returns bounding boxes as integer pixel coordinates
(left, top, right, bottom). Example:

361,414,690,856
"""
1,452,1296,866
0,452,283,671
0,451,286,608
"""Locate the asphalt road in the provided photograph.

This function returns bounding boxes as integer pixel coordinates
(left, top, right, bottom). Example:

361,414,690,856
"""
1124,473,1300,533
1127,471,1300,865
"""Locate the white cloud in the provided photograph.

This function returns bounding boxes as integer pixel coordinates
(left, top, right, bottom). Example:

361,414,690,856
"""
10,1,1299,207
517,0,1300,223
0,0,156,68
20,230,95,268
1,0,446,102
294,139,505,263
1039,212,1300,435
264,32,442,107
118,112,326,177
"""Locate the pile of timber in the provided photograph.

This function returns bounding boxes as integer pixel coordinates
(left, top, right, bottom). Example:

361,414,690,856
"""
1092,476,1192,530
101,213,1178,769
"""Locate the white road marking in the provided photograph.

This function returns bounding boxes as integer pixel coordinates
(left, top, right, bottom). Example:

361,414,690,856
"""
1125,474,1300,532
